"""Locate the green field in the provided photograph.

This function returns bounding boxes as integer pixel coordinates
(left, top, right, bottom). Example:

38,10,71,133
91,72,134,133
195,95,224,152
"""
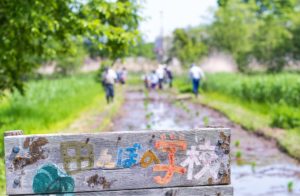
175,73,300,129
174,72,300,159
0,73,108,191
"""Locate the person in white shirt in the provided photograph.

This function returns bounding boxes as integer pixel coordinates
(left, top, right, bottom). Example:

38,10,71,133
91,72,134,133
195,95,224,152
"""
156,64,165,89
189,64,205,97
102,67,117,103
150,70,159,89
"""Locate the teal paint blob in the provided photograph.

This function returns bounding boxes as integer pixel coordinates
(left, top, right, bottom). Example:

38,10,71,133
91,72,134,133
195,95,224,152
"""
32,163,75,194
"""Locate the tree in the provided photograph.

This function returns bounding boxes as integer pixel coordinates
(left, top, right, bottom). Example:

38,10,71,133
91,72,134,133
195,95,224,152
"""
0,0,140,95
209,0,258,71
79,0,140,63
250,0,297,71
129,37,156,60
210,0,299,71
170,28,207,67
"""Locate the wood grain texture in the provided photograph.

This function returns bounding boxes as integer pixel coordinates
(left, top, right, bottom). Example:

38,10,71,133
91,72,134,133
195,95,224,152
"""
4,128,231,195
4,130,23,137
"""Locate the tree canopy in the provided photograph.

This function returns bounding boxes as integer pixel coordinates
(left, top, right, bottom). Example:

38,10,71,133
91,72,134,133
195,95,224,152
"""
170,28,207,67
168,0,300,72
0,0,140,95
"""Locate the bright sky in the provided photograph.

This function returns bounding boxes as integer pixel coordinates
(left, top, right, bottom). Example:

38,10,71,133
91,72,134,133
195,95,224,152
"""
139,0,218,42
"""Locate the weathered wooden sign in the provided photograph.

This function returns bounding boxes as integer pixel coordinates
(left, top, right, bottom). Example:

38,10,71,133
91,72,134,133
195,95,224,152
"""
4,128,233,195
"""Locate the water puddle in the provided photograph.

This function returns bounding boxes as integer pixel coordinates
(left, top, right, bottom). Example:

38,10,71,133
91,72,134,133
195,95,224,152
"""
110,91,300,195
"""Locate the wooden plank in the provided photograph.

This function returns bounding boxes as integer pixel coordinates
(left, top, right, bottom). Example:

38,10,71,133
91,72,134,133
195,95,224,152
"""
4,130,23,137
4,128,231,195
28,185,233,196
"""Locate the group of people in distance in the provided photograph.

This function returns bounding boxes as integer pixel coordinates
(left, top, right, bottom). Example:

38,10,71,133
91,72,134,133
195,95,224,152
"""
101,63,205,104
101,67,127,104
142,64,173,90
142,63,205,97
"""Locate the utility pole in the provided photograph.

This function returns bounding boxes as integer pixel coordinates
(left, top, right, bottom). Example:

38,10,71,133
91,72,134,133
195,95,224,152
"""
160,10,164,63
155,10,164,63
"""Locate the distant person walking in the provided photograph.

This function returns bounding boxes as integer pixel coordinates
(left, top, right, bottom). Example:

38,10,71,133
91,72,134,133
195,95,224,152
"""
189,63,205,97
150,70,159,90
142,73,150,89
165,66,173,88
156,64,165,89
102,67,117,103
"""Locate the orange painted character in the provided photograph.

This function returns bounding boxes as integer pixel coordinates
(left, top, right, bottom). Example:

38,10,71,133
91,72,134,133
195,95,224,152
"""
140,150,160,168
153,136,187,185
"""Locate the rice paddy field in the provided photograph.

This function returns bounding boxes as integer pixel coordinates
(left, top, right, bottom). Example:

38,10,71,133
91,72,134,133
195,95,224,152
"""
175,73,300,129
174,72,300,159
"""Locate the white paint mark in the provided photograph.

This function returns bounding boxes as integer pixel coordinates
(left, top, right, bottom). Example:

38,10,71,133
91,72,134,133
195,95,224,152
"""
181,140,219,180
195,151,218,180
180,146,200,180
96,149,115,168
198,140,215,151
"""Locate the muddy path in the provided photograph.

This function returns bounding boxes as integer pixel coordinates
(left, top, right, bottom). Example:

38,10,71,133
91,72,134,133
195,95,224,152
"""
108,90,300,196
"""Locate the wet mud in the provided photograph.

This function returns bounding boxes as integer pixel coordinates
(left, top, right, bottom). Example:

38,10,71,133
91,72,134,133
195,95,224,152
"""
109,91,300,196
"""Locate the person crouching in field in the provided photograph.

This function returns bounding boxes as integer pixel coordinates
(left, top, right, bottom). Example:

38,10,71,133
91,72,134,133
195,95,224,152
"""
102,67,117,103
189,63,205,97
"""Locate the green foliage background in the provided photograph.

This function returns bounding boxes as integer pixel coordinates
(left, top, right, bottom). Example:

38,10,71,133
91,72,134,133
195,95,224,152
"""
0,0,141,95
169,0,300,71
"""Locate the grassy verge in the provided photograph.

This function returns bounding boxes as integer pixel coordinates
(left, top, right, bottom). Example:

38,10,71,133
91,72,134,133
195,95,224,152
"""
203,73,300,129
197,92,300,160
0,73,124,192
64,85,125,132
0,74,105,149
199,92,271,131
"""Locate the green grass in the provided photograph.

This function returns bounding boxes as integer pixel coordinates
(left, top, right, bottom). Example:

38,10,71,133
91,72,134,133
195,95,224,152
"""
127,72,143,86
175,73,300,129
203,73,300,129
198,91,300,160
203,73,300,107
199,92,271,131
0,75,103,192
0,74,106,149
0,73,109,192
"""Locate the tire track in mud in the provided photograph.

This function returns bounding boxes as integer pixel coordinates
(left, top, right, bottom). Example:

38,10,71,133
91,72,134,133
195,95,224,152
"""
109,90,300,196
